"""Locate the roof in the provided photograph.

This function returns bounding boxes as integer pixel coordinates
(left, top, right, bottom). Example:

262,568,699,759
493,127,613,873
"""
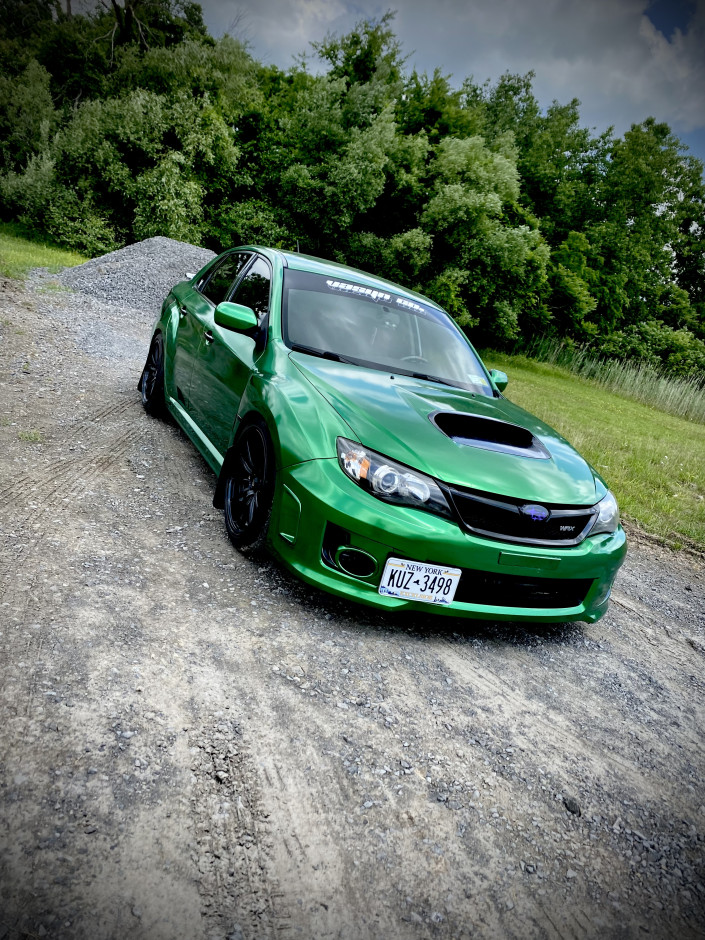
245,246,442,310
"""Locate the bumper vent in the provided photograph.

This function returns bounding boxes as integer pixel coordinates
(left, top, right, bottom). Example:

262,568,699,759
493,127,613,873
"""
454,568,592,609
448,485,597,547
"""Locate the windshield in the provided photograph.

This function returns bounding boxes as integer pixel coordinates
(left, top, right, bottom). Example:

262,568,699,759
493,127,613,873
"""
281,269,493,396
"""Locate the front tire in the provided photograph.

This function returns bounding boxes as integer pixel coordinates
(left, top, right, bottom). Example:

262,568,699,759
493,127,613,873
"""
223,417,275,552
139,332,167,417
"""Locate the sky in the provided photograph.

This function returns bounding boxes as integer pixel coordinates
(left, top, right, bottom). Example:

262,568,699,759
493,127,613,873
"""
196,0,705,167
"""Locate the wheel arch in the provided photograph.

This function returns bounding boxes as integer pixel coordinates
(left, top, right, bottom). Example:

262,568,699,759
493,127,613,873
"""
213,408,277,509
158,299,182,400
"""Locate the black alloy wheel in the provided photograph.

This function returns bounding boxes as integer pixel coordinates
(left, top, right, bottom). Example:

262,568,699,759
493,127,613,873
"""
140,332,167,417
224,418,275,551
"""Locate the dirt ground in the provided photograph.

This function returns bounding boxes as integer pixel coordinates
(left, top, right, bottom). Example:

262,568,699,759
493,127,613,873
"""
1,274,704,940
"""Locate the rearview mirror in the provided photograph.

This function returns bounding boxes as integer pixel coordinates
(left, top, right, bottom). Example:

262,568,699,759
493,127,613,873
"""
489,369,508,392
214,301,258,332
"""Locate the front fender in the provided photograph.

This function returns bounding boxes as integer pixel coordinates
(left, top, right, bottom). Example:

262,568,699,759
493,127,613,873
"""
213,349,355,508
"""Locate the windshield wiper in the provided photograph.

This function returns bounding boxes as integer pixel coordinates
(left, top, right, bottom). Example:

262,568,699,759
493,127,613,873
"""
409,371,461,389
289,343,357,364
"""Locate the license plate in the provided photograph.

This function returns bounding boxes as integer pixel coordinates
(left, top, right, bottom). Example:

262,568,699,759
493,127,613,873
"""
379,557,461,606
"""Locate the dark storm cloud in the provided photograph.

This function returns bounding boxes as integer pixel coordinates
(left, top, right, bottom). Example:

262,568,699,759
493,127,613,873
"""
198,0,705,143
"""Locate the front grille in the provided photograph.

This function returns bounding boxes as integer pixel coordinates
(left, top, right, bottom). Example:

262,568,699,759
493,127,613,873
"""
448,486,597,547
454,568,592,609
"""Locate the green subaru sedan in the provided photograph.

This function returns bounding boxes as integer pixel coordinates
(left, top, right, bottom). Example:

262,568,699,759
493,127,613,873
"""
139,246,626,623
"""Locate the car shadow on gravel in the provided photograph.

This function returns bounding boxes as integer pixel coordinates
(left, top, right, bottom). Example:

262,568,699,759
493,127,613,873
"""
243,543,589,652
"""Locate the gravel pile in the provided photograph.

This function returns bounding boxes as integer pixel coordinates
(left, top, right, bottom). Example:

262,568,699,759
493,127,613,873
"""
44,236,215,317
26,237,215,362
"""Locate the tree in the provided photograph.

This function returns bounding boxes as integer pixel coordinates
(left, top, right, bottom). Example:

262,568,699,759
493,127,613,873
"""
311,11,405,90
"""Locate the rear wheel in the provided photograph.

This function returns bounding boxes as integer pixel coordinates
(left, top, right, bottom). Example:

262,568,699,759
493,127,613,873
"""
223,418,275,552
139,333,166,417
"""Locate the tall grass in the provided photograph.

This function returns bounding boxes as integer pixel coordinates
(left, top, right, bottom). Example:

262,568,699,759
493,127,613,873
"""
514,336,705,424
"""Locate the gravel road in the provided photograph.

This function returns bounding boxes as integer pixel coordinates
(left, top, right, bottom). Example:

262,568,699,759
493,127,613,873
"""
1,238,704,940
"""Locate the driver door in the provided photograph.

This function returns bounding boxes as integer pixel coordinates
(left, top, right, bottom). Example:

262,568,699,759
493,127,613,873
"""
172,251,251,414
188,255,272,457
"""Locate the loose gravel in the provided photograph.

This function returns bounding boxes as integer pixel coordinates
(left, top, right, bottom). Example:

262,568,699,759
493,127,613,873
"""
26,237,215,362
1,239,704,940
31,235,215,321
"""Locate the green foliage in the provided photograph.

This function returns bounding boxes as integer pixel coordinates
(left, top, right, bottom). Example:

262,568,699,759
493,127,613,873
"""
346,227,432,288
0,7,703,385
206,199,293,250
398,69,482,142
132,152,204,242
601,321,705,378
517,335,705,423
0,61,55,171
112,36,259,121
2,87,239,251
311,11,405,90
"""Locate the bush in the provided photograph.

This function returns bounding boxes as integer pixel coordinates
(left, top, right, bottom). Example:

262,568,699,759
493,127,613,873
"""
601,320,705,378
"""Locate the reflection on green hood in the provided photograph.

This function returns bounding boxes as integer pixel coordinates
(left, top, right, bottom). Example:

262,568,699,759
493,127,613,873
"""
291,354,604,506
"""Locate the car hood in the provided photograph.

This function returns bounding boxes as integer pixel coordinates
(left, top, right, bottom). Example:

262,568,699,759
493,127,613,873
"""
290,354,603,505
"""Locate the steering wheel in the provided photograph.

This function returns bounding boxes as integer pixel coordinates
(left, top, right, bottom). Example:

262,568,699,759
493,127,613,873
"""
400,355,429,364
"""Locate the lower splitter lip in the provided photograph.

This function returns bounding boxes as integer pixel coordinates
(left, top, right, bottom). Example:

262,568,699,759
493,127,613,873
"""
269,459,627,623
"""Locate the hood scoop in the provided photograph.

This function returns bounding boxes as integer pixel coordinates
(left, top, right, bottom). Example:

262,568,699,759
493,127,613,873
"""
431,411,551,460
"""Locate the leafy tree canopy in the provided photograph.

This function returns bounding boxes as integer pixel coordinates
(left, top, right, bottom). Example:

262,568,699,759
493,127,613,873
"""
0,6,703,379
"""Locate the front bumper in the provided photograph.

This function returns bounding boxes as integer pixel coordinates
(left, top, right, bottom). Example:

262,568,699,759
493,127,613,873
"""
269,458,627,623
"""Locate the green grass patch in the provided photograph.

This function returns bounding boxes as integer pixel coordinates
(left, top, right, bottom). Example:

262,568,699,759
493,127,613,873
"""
484,352,705,551
520,336,705,423
0,222,88,280
17,429,43,442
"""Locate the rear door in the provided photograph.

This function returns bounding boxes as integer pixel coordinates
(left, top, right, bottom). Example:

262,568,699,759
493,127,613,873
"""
188,255,272,456
172,252,251,412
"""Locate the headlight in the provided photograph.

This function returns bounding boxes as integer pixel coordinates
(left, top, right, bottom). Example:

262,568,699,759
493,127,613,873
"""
590,490,620,535
337,438,452,519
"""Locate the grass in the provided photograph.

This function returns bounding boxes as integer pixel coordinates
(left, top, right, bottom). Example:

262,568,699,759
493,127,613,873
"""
519,336,705,424
17,429,43,443
0,222,88,280
483,352,705,552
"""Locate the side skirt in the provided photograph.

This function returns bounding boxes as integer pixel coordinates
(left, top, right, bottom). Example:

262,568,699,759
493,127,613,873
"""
165,395,224,477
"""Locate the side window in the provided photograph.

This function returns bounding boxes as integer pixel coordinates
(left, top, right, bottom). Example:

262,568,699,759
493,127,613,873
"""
199,252,251,305
230,257,271,323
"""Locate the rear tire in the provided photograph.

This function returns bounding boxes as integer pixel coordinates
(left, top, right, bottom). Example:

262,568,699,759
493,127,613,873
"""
139,333,167,417
223,417,275,552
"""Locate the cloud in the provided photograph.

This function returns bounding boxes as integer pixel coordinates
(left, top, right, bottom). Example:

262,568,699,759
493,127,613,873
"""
208,0,355,66
200,0,705,136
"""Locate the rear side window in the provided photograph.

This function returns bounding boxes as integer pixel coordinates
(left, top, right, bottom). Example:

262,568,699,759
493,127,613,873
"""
230,257,271,323
200,252,251,305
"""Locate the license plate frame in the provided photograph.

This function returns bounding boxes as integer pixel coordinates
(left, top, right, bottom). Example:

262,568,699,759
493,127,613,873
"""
378,557,461,606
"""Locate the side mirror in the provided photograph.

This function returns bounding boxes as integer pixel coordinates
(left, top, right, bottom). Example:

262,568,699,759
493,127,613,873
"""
214,301,258,332
489,369,508,392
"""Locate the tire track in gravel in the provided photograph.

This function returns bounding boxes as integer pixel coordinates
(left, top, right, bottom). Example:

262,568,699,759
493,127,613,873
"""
184,659,406,940
0,424,146,540
611,589,705,671
0,396,139,508
188,718,284,940
429,634,704,801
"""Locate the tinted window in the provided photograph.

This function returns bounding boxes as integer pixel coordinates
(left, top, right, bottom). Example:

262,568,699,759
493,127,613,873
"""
231,257,271,323
282,269,492,395
200,252,251,305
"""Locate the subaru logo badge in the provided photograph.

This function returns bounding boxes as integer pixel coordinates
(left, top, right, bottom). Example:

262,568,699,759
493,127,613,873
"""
522,504,550,522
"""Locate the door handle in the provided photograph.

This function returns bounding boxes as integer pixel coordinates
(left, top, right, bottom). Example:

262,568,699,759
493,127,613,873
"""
204,329,214,344
179,305,189,319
